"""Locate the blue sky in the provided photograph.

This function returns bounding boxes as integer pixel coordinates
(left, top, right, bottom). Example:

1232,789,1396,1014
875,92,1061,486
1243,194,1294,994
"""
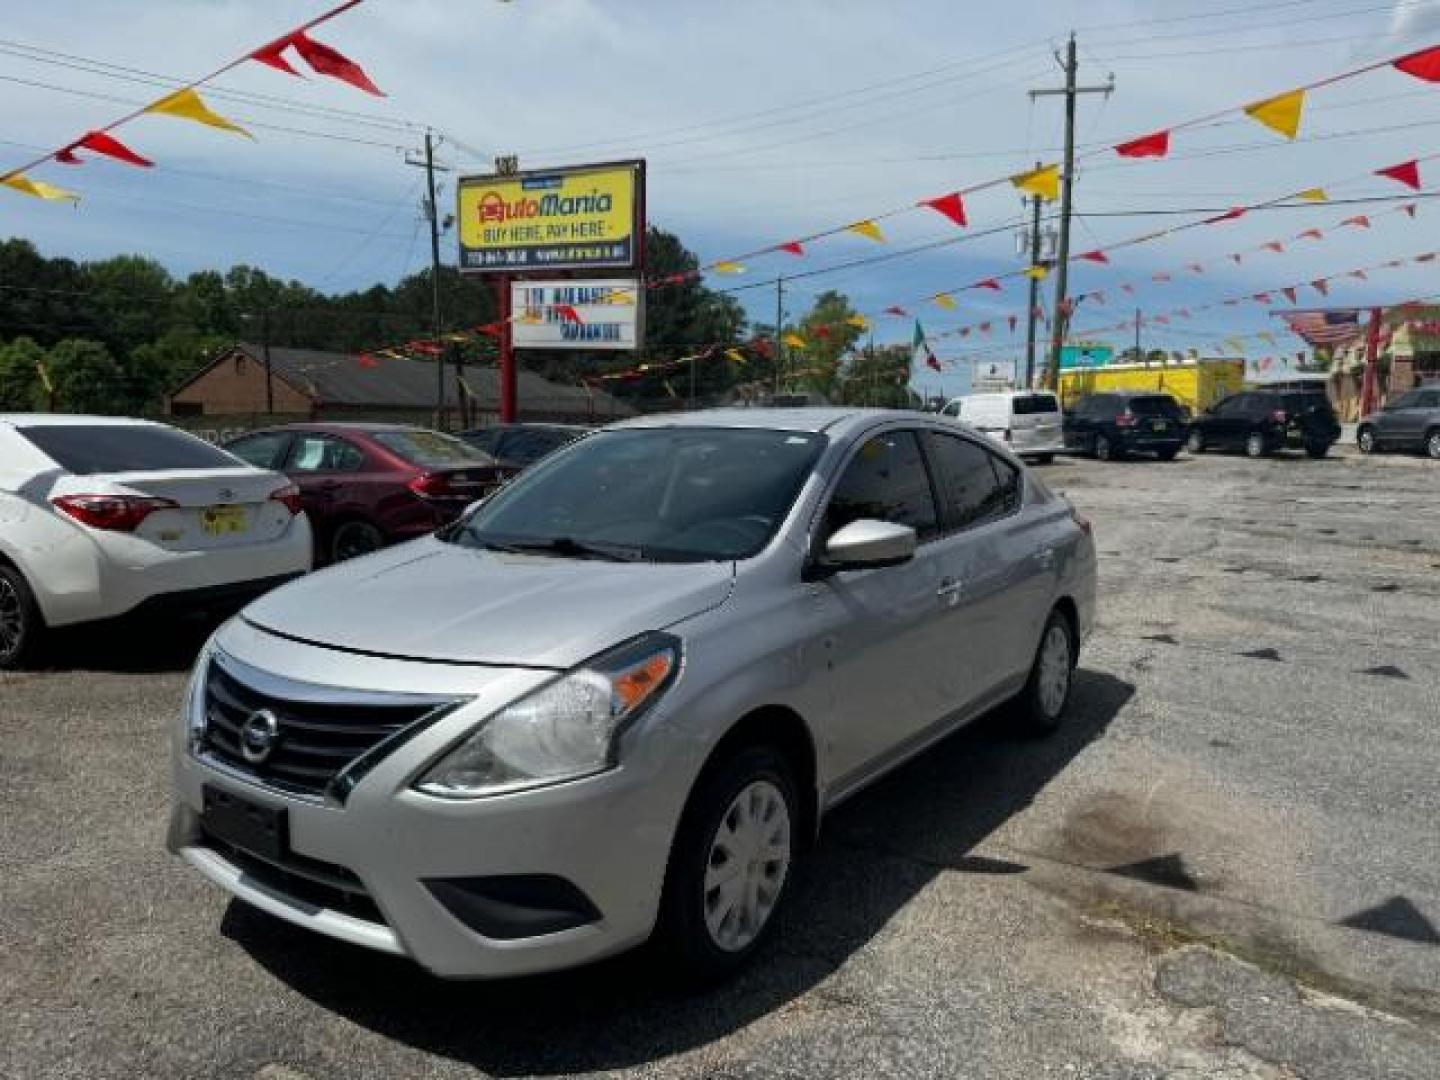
3,0,1440,398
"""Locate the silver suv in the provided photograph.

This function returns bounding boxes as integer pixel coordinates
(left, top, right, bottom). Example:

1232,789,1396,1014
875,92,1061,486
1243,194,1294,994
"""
168,409,1096,979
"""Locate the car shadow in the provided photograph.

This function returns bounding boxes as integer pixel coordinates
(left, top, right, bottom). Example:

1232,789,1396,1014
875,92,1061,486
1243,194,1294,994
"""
41,612,222,674
224,669,1134,1076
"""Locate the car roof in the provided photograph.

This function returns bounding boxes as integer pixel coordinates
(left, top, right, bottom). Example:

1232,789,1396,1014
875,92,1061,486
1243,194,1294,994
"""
0,414,164,428
606,407,914,436
235,422,432,436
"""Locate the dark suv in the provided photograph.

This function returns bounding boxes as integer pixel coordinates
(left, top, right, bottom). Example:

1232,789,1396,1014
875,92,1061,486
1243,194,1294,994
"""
1063,392,1186,461
1187,388,1340,459
1358,386,1440,459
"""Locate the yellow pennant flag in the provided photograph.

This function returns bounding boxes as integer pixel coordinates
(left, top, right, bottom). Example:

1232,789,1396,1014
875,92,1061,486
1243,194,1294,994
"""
848,219,885,243
712,261,745,274
1296,188,1329,202
782,332,807,348
845,314,869,331
1024,265,1049,280
932,293,958,311
1225,337,1246,353
2,173,79,203
1012,164,1060,201
725,348,746,365
1244,89,1305,140
146,87,252,139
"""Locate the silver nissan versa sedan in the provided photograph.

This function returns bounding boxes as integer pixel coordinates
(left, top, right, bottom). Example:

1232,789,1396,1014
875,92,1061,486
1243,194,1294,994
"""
168,408,1096,980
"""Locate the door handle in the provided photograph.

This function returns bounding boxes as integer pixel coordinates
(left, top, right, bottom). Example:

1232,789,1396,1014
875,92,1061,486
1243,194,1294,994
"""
936,579,963,607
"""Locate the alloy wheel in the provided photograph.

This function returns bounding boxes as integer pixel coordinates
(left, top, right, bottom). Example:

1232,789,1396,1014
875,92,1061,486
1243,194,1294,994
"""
0,575,23,661
1037,622,1072,719
1246,433,1268,458
1358,428,1375,454
703,780,792,953
332,521,384,562
1428,432,1440,460
1095,435,1112,461
1187,431,1205,454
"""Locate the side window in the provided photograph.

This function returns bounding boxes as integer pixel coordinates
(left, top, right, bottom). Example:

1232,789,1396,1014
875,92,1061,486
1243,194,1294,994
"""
927,433,1020,530
287,435,365,473
1392,390,1422,409
1217,395,1247,417
226,432,289,470
1422,390,1440,409
826,431,939,542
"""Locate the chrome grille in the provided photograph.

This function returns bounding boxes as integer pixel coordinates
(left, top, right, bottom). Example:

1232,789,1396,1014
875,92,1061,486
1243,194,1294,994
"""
201,657,449,798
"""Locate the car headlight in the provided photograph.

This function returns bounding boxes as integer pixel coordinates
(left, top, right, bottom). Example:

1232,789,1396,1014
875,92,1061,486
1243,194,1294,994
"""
414,633,681,798
182,622,227,754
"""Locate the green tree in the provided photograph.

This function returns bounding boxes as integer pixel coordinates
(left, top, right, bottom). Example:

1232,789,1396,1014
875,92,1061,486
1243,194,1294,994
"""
838,343,913,407
47,339,127,414
0,336,45,409
789,290,863,400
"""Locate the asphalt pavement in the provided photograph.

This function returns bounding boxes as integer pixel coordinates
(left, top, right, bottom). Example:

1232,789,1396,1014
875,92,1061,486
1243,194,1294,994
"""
2,441,1437,1079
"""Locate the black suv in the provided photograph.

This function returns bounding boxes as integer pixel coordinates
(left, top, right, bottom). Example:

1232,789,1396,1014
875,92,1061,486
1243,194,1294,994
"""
1357,386,1440,459
1187,388,1340,459
1063,392,1186,461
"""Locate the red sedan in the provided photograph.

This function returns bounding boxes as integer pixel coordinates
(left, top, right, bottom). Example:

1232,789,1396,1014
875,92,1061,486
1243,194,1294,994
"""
225,423,512,563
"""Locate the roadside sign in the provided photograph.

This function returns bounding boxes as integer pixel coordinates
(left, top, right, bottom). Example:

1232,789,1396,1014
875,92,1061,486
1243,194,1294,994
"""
511,279,641,351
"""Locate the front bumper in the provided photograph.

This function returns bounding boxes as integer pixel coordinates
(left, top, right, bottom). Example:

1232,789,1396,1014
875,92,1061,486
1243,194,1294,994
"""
167,620,694,979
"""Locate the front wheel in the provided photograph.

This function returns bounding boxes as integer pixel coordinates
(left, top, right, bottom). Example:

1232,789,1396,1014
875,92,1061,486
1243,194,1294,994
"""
0,564,45,671
1156,447,1180,462
1012,609,1076,737
655,745,798,981
1187,430,1205,454
329,520,385,563
1427,430,1440,461
1245,432,1271,459
1357,427,1376,454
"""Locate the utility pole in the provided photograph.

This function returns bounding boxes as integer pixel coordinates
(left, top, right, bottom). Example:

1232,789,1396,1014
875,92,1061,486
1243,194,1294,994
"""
773,276,785,397
405,129,453,426
1134,307,1142,363
1023,165,1044,390
261,308,274,415
1032,34,1113,388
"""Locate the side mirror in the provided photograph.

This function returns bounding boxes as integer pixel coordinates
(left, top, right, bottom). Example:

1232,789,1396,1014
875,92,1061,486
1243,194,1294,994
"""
814,519,917,576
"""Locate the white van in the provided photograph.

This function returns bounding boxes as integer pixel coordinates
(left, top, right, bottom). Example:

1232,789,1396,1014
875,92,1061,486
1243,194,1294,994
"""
941,391,1064,462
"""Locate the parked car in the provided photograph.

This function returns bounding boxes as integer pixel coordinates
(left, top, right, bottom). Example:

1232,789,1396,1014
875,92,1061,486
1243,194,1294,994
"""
1187,387,1341,459
169,408,1096,980
1063,392,1186,460
0,415,310,670
225,423,512,564
1357,386,1440,459
459,423,587,470
940,391,1064,463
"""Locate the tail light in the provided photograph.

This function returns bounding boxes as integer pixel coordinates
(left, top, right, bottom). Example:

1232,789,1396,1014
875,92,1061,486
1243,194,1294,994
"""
408,472,453,499
1115,412,1138,428
269,483,302,515
1270,409,1289,423
52,494,178,532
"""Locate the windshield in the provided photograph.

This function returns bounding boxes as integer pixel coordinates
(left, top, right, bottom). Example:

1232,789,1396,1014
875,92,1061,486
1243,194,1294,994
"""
448,427,827,563
372,429,494,467
1128,396,1182,418
1012,394,1059,415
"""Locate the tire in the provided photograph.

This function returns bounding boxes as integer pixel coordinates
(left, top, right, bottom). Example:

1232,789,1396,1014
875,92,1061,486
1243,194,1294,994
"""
1094,434,1115,461
654,745,798,982
1305,441,1330,459
1427,429,1440,461
1357,427,1376,455
329,520,385,564
0,563,45,671
1187,430,1205,454
1156,447,1180,462
1012,608,1076,737
1245,432,1270,459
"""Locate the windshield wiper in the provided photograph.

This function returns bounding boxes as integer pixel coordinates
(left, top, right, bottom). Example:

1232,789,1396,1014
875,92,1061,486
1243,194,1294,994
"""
477,536,643,562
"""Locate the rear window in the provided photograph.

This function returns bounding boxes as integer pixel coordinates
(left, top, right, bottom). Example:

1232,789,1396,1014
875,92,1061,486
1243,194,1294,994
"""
1280,392,1335,415
18,424,240,475
372,430,493,467
1127,396,1182,418
1011,394,1060,415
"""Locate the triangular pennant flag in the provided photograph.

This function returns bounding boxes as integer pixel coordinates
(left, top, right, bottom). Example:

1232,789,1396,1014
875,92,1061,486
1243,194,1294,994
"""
848,219,885,243
1282,287,1297,304
1376,160,1421,190
960,327,971,338
1092,290,1107,305
1154,315,1170,325
1403,203,1418,219
712,261,745,274
782,332,807,348
1230,253,1244,264
884,305,909,317
1206,207,1247,225
1244,89,1305,140
975,279,1002,291
932,293,958,310
67,130,153,168
1263,241,1285,253
290,31,385,95
1152,272,1172,283
1416,252,1438,263
1178,308,1192,318
778,241,804,256
1253,292,1272,303
146,88,252,138
1011,164,1060,201
1226,338,1246,353
1,173,79,202
1224,299,1241,307
815,326,831,340
725,349,746,365
920,192,967,227
1394,45,1440,82
1024,265,1049,280
252,39,302,75
1350,269,1368,281
1296,228,1324,241
1187,263,1205,274
1078,250,1108,264
1114,130,1170,158
1341,215,1371,229
927,354,943,373
1121,283,1135,295
1296,188,1328,202
979,321,993,336
846,314,869,330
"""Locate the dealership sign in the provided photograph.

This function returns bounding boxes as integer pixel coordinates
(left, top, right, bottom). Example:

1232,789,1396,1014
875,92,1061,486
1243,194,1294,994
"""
511,280,641,351
458,160,643,273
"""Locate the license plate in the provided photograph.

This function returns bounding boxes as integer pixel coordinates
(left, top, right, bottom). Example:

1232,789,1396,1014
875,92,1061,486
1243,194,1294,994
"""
202,505,248,536
1151,420,1167,431
202,785,287,861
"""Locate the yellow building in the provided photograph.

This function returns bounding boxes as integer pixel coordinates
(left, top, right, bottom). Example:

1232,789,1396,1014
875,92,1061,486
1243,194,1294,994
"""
1058,358,1244,413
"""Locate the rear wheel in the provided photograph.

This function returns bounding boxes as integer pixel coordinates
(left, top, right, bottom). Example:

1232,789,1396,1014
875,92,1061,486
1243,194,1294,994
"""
1012,609,1076,737
655,745,797,981
329,520,385,563
1427,429,1440,461
1094,434,1115,461
1245,432,1270,459
1187,430,1206,454
1357,427,1376,455
0,564,44,671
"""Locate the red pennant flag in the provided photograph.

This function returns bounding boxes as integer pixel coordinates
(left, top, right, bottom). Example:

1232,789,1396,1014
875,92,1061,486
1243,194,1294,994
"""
979,322,993,335
815,325,830,339
406,340,443,356
960,327,971,338
1187,263,1205,274
1394,45,1440,82
1152,272,1171,283
1263,241,1285,253
1403,203,1418,219
478,322,503,338
975,279,1002,291
1121,283,1135,295
251,38,304,75
1376,160,1421,190
1253,292,1272,303
1350,270,1368,281
63,130,154,168
356,353,379,369
1341,215,1371,229
290,31,385,95
920,192,968,227
778,241,804,256
1115,130,1170,158
1155,315,1170,325
926,352,943,373
1296,228,1324,241
1224,299,1241,306
884,305,909,317
1206,207,1247,225
1382,259,1405,269
1311,279,1329,296
1416,252,1438,263
1092,290,1107,305
751,337,773,358
1078,250,1109,264
1282,287,1297,304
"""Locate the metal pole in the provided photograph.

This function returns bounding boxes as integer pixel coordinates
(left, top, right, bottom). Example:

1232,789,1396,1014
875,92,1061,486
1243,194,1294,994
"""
1047,35,1078,390
1023,169,1042,390
498,274,517,423
261,308,274,415
1360,306,1383,415
689,351,698,410
423,129,446,427
774,275,785,396
1134,307,1141,361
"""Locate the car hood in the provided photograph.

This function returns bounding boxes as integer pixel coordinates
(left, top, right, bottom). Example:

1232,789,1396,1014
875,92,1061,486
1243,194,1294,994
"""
241,537,734,668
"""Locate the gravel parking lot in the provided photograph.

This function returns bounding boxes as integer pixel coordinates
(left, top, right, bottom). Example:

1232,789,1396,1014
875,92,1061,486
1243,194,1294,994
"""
3,444,1438,1079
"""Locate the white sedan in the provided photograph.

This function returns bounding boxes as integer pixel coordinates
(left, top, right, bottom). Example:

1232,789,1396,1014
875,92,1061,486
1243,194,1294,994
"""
0,415,312,668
